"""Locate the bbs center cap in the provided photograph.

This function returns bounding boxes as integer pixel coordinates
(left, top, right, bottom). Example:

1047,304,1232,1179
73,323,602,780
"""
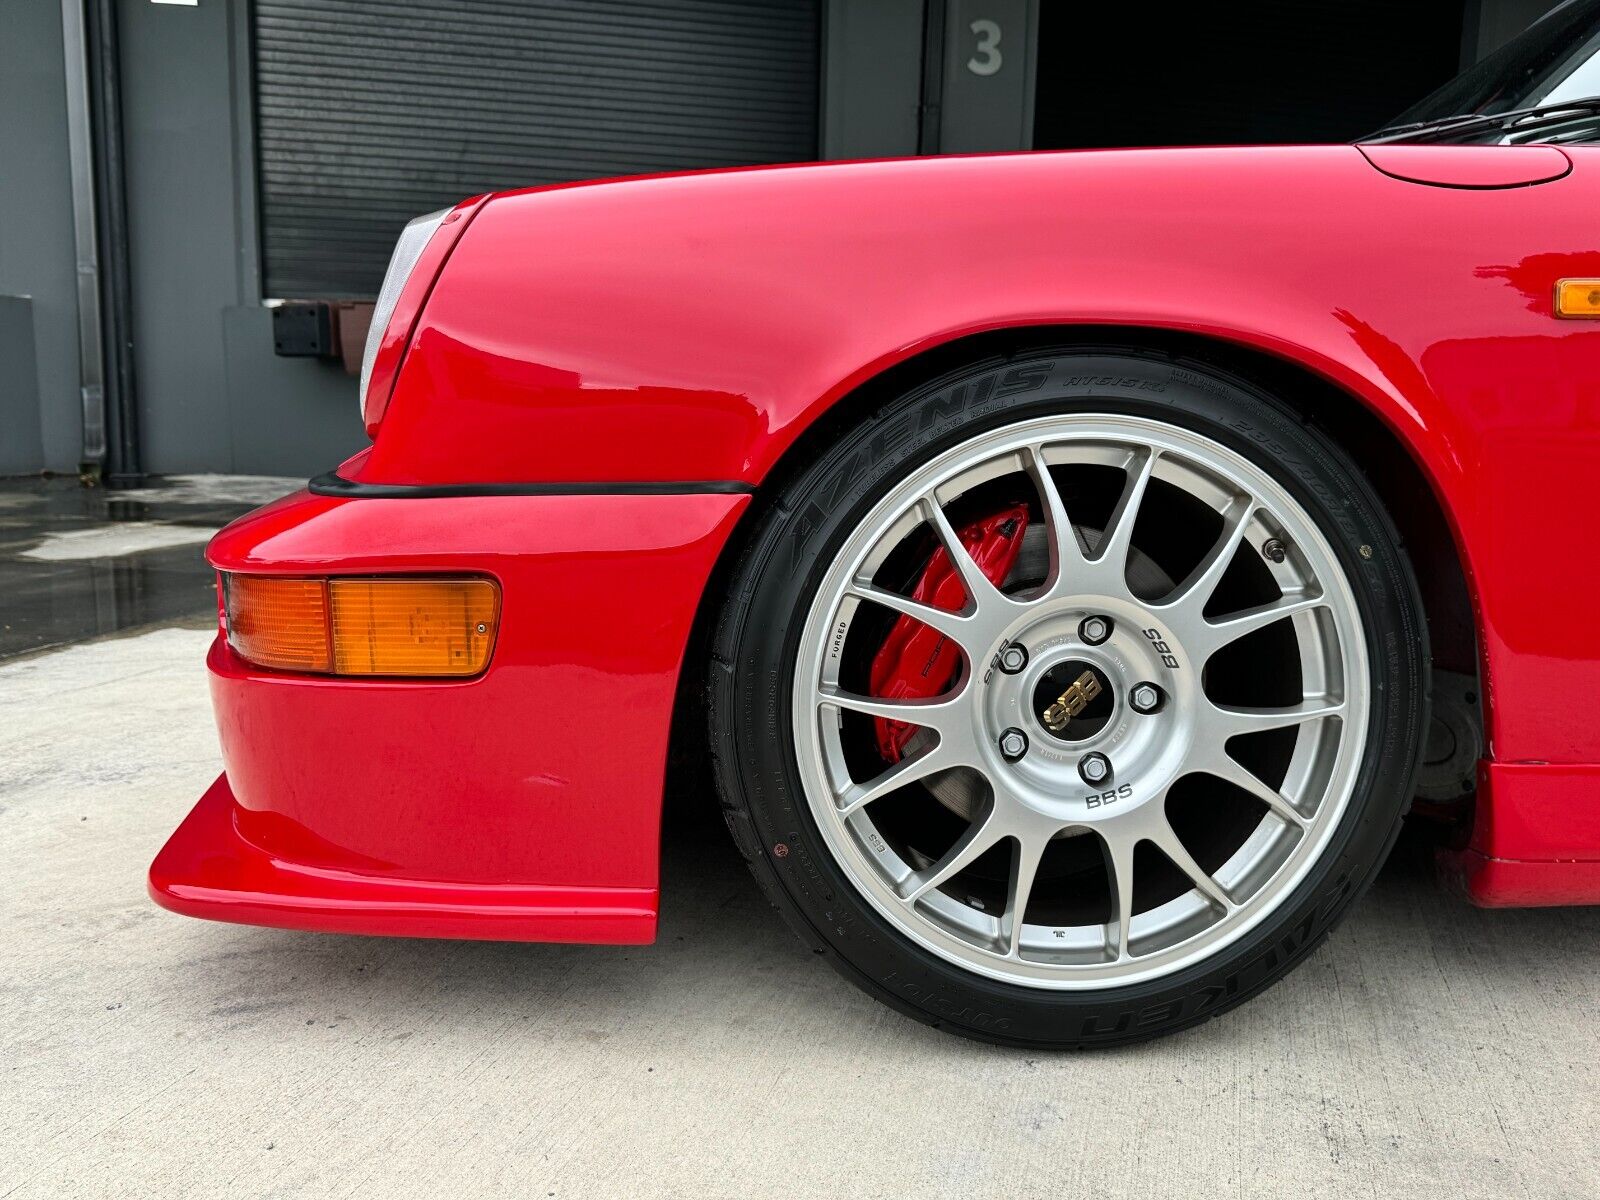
1032,659,1114,742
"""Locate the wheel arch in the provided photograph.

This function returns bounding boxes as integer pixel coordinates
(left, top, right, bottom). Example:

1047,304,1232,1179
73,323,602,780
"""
667,324,1477,818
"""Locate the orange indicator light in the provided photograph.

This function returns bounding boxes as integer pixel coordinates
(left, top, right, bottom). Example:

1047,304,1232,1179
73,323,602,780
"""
223,575,499,677
1555,279,1600,318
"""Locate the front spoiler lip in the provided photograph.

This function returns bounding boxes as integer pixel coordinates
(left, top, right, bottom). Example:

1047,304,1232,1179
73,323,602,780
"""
149,774,658,944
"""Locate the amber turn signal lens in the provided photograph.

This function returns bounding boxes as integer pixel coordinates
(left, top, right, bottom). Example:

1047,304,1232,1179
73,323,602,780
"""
1555,279,1600,318
223,576,332,673
222,575,499,677
329,578,498,676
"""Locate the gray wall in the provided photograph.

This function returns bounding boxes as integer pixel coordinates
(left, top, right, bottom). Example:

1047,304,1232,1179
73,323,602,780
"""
821,0,1041,159
0,0,361,479
0,297,44,474
822,0,923,158
937,0,1038,153
0,0,81,474
118,0,362,478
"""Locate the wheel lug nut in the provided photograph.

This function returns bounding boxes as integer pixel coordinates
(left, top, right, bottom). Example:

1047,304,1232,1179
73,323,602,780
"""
998,728,1029,762
1079,615,1112,646
1079,752,1112,785
1130,683,1163,714
997,644,1029,674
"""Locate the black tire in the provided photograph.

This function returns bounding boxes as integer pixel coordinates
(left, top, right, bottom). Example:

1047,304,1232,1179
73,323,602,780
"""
708,348,1428,1048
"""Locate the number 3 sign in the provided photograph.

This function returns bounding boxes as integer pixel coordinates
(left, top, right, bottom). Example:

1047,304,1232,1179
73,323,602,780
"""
967,18,1002,76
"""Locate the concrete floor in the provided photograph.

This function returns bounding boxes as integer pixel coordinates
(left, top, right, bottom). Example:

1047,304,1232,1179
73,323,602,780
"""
3,628,1598,1198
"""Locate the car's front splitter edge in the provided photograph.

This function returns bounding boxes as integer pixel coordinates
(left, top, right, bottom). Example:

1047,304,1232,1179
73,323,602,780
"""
150,774,658,943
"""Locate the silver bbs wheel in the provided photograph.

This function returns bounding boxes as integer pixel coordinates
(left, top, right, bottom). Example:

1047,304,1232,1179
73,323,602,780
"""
793,413,1369,990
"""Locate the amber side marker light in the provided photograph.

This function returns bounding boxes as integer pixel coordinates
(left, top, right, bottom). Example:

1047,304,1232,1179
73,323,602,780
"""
223,575,499,677
1555,279,1600,318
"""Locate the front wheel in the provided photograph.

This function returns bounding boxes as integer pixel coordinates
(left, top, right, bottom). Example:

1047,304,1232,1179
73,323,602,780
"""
709,349,1427,1047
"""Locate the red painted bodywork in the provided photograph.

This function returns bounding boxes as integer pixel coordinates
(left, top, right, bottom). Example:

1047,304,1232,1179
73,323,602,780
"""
151,144,1600,937
1439,763,1600,906
151,489,745,941
1356,144,1573,187
152,774,658,942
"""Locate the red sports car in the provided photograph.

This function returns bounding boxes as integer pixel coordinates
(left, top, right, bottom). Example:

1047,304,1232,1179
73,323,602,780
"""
151,6,1600,1046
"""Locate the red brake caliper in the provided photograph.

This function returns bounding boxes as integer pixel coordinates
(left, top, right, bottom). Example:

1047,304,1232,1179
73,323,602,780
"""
868,504,1030,762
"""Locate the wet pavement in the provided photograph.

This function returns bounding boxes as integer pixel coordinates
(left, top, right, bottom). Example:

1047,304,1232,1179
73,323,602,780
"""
0,475,298,660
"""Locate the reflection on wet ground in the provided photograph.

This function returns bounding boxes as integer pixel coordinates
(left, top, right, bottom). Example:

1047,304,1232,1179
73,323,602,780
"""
0,475,299,660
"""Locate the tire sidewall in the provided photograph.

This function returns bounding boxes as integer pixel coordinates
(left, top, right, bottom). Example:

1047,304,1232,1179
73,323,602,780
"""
717,349,1427,1047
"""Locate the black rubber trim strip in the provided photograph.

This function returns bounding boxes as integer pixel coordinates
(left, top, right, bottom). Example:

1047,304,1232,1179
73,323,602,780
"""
308,470,756,499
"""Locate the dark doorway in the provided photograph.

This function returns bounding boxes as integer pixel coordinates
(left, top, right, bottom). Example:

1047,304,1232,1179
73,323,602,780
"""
1033,1,1466,149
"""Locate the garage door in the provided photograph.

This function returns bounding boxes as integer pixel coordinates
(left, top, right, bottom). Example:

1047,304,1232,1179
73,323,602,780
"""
253,0,820,298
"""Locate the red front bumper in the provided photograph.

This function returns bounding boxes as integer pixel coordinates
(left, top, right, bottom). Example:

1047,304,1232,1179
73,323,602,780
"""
148,487,747,943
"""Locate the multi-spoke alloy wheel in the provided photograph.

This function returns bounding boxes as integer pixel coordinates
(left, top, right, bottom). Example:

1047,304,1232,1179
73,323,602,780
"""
795,414,1366,987
711,350,1426,1047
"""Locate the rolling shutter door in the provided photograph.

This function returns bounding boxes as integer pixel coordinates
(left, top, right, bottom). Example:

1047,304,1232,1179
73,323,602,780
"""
253,0,820,298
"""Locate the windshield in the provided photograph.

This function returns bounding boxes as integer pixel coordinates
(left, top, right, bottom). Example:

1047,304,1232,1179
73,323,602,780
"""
1392,0,1600,128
